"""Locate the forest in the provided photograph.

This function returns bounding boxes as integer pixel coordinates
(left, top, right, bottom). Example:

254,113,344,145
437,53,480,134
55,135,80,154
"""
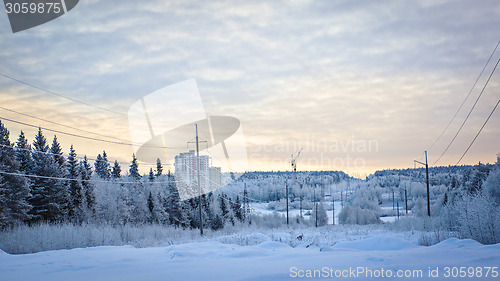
0,120,499,254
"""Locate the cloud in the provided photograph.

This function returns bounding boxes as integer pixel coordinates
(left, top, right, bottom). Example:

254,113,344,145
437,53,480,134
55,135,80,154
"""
0,0,499,175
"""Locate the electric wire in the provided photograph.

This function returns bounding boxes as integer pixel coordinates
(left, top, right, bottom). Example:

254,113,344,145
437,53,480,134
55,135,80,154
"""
0,143,169,167
427,41,500,152
0,170,178,185
0,72,126,116
0,116,185,149
432,57,500,166
0,106,134,144
455,99,500,166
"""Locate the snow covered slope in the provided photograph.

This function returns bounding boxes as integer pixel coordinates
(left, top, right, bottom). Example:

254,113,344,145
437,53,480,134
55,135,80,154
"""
1,235,499,281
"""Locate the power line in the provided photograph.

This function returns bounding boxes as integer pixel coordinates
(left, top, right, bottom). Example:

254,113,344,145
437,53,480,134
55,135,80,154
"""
0,170,176,185
427,41,500,152
0,105,134,144
0,72,126,116
432,57,500,166
456,99,500,166
0,116,184,150
0,143,169,167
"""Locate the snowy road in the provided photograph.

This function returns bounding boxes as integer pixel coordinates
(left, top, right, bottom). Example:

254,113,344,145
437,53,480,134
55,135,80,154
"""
1,235,499,281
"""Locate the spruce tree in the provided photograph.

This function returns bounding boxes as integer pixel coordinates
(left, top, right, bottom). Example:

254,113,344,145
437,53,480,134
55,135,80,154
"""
94,153,103,178
50,136,65,168
0,121,30,227
147,191,155,223
15,131,32,173
165,173,183,226
95,151,111,179
155,158,163,177
80,155,95,218
47,135,69,222
148,168,155,182
129,154,141,180
28,128,51,222
101,151,111,179
112,160,121,179
233,196,243,222
67,145,83,223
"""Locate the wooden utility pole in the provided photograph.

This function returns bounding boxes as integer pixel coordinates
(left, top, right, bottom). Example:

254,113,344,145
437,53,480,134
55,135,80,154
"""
397,199,400,220
405,186,408,214
392,191,395,210
425,151,430,217
332,194,335,225
286,181,289,225
195,124,203,235
414,151,431,217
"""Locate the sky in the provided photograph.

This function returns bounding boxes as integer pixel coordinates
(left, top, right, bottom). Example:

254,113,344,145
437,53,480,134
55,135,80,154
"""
0,0,499,178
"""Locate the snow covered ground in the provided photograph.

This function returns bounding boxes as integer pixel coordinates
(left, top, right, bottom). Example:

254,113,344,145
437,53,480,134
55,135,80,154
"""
1,232,499,281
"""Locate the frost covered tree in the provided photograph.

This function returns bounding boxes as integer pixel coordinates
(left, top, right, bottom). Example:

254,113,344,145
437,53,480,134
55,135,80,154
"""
155,158,163,177
484,167,500,202
148,168,155,182
112,160,121,179
47,135,69,222
164,173,184,226
129,154,141,180
66,145,83,223
28,128,52,222
80,155,95,219
95,151,111,179
15,131,32,174
312,201,328,227
0,121,30,227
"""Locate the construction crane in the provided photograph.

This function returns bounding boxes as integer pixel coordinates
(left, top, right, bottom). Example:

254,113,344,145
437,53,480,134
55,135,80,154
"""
286,148,302,225
290,148,302,172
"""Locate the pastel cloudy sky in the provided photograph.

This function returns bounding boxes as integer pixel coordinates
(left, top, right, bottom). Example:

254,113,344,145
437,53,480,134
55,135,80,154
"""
0,0,499,177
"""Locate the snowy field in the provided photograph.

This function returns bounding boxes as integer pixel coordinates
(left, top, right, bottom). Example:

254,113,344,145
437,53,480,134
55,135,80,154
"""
1,231,499,281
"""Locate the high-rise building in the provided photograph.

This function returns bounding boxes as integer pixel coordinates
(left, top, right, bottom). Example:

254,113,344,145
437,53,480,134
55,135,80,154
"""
174,150,220,197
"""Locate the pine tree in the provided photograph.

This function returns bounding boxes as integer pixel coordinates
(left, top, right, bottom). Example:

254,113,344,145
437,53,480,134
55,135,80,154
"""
112,160,121,179
0,121,31,227
66,145,83,223
129,154,141,180
148,168,155,182
155,158,163,177
80,155,95,218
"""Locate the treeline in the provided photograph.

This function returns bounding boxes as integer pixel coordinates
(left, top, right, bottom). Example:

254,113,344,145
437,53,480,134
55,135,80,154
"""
0,121,249,230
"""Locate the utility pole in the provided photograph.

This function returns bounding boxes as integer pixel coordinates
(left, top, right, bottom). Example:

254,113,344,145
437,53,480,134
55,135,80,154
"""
188,124,208,235
288,149,302,225
392,191,395,210
299,184,303,217
332,194,335,225
397,199,400,220
341,191,343,207
405,185,408,214
286,181,289,225
414,151,431,217
314,185,318,228
195,124,203,235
